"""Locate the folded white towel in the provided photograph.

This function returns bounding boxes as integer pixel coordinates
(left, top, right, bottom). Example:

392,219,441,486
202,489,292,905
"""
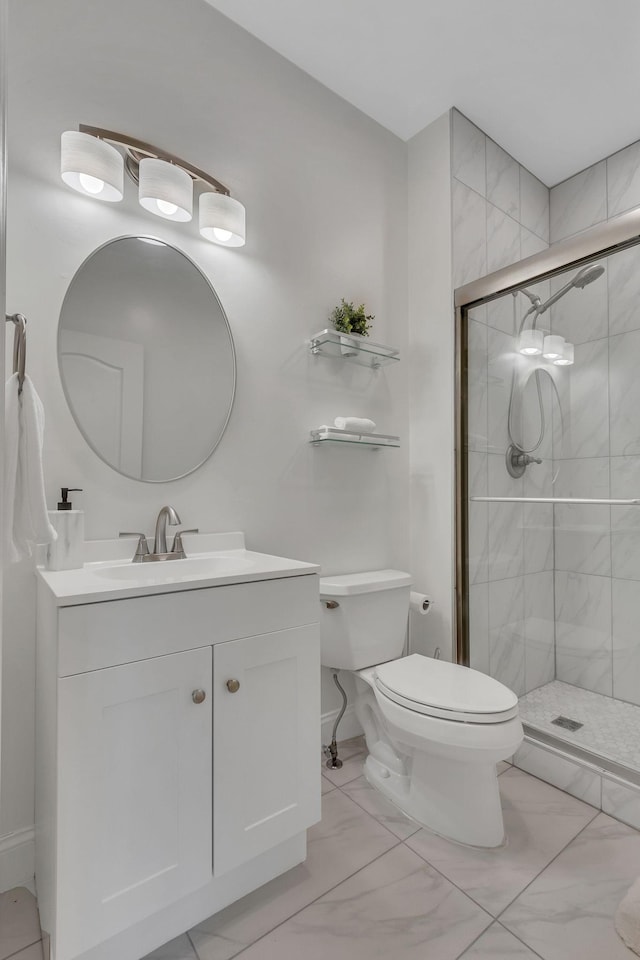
616,876,640,955
4,374,57,563
334,417,376,433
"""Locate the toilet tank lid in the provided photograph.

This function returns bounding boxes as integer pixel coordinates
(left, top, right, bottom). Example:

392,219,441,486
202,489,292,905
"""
319,569,413,596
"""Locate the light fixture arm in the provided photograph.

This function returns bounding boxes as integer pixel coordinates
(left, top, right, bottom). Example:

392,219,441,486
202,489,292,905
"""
78,124,230,196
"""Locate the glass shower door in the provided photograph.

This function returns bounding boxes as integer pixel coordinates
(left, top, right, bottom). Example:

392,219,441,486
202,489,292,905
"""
462,241,640,778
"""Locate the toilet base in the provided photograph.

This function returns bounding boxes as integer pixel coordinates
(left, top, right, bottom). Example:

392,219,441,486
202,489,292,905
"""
364,749,506,848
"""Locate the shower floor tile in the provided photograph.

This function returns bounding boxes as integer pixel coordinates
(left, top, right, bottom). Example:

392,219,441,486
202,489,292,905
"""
519,680,640,772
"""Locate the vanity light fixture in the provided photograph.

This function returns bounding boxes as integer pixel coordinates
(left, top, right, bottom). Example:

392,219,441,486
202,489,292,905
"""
199,193,246,247
59,125,246,246
60,131,124,202
542,334,565,360
553,341,575,366
518,329,544,356
138,158,193,222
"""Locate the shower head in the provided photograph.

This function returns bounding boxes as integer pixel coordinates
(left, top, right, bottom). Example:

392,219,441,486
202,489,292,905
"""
571,264,605,289
537,263,605,315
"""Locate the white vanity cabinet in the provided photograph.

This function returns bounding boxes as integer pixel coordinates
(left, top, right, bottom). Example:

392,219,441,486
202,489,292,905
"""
57,648,213,960
36,566,320,960
213,625,319,875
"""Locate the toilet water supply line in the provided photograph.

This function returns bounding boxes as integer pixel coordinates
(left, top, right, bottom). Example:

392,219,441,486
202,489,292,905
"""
323,671,348,769
322,633,441,770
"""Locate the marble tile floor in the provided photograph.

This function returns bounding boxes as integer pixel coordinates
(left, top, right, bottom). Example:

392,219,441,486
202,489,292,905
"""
0,886,44,960
520,680,640,773
3,735,636,960
138,735,640,960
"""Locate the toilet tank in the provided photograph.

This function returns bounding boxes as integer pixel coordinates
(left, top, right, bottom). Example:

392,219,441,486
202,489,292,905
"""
319,569,413,671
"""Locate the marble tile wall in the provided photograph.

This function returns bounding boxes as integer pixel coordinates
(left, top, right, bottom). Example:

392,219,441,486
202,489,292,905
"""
452,110,550,290
550,135,640,243
514,735,640,834
453,110,553,695
463,115,640,708
548,203,640,703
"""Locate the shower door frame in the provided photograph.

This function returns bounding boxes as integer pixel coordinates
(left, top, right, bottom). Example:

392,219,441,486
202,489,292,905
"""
455,206,640,671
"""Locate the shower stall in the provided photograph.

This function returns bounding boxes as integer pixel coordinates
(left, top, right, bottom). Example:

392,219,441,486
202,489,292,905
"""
456,208,640,790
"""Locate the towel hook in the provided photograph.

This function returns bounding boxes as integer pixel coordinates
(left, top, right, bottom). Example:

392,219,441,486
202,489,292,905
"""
5,313,27,395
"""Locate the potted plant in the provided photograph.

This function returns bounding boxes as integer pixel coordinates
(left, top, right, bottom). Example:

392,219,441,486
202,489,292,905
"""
329,299,374,355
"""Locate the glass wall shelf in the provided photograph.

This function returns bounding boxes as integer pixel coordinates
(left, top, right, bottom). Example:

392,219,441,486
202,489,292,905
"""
310,427,400,448
309,329,400,368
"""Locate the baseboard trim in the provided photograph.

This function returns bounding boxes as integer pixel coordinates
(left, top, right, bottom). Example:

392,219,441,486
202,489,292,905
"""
321,704,362,746
0,825,35,893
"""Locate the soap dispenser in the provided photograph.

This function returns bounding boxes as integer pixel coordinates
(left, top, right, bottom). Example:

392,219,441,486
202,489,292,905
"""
46,487,84,571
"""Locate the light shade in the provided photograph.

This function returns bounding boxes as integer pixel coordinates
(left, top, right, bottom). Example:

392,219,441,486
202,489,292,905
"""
60,131,124,202
543,334,565,360
554,341,575,366
518,329,544,356
199,192,246,247
138,158,193,222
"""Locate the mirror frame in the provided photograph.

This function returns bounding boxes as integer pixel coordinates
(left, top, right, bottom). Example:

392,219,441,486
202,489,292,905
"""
58,234,237,483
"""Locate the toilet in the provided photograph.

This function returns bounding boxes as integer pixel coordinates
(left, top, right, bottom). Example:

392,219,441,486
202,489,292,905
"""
319,569,523,847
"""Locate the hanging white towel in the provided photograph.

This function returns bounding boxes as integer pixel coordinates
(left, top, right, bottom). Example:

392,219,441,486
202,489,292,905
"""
4,374,20,561
4,373,57,562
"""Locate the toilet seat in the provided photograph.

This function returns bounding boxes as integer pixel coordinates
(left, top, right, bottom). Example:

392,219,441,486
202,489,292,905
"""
373,654,519,724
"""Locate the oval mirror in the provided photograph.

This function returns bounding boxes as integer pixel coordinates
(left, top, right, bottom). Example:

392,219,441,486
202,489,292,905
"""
58,237,236,482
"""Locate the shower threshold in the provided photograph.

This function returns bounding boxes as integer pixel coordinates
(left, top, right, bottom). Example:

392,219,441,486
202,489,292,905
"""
519,680,640,785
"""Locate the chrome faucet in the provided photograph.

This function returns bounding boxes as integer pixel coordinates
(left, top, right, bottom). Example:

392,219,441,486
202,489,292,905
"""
153,505,181,555
119,506,199,562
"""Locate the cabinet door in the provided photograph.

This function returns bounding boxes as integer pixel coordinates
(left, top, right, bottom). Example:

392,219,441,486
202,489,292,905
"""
213,624,320,876
56,647,212,959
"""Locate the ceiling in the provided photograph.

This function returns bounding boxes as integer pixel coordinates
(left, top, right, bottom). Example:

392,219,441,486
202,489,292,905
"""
203,0,640,186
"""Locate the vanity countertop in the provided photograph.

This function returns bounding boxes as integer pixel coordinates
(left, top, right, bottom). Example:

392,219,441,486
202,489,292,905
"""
37,532,319,607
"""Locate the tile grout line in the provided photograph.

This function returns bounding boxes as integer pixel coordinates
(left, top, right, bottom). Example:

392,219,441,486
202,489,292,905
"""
333,763,423,841
189,757,413,960
449,915,494,960
493,919,547,960
454,917,547,960
189,761,594,960
401,769,601,923
453,922,495,960
494,807,601,923
453,175,548,247
201,838,405,960
185,929,200,960
399,827,504,920
1,936,43,960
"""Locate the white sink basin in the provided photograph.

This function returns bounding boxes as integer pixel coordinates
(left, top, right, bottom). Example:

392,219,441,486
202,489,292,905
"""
37,533,320,607
92,554,256,584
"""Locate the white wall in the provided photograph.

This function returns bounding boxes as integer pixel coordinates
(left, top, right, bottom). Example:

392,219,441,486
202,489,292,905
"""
407,113,454,659
1,0,409,886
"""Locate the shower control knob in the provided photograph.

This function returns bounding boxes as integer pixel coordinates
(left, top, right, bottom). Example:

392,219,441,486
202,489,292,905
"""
226,679,240,693
506,444,542,478
192,689,206,704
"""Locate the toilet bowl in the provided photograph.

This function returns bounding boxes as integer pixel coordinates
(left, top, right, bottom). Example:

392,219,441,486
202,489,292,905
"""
355,656,522,846
319,570,523,847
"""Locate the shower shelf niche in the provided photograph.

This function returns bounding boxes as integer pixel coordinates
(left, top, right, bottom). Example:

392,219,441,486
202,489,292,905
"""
309,329,400,368
310,426,400,448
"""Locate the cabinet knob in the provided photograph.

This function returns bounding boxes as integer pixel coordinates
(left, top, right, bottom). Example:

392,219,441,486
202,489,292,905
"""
192,689,206,704
226,679,240,693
